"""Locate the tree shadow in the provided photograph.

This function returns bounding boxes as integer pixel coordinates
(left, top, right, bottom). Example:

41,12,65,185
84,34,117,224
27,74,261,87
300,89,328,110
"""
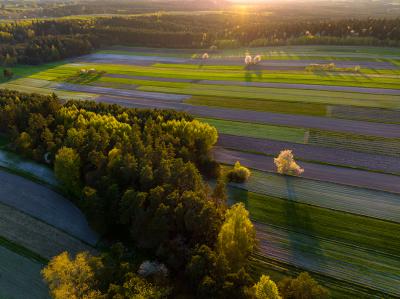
283,176,326,270
244,64,264,82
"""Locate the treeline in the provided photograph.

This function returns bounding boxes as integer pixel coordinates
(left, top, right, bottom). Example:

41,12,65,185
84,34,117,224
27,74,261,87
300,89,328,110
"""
0,0,226,19
1,15,399,66
0,89,329,298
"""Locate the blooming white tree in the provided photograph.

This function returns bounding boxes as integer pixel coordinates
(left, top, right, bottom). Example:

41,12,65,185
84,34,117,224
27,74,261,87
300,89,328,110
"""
202,53,209,59
245,55,253,65
274,150,304,176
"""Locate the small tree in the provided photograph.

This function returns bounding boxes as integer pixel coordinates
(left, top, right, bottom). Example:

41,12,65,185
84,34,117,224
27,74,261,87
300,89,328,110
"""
278,272,329,299
3,68,13,80
245,55,253,65
274,150,304,176
227,161,251,183
202,53,209,59
253,55,262,64
254,275,281,299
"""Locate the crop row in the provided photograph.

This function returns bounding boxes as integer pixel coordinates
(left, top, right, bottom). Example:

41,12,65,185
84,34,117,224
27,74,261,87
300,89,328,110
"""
328,105,400,124
308,129,400,157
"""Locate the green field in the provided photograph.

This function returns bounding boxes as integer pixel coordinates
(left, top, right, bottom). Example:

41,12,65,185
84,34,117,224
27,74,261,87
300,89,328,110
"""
198,118,306,143
228,188,400,296
229,188,399,255
188,96,328,116
225,168,400,222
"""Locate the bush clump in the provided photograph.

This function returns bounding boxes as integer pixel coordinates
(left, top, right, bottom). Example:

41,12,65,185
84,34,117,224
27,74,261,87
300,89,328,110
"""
227,161,251,183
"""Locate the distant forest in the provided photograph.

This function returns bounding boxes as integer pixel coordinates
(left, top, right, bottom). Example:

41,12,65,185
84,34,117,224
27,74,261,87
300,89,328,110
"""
0,14,399,66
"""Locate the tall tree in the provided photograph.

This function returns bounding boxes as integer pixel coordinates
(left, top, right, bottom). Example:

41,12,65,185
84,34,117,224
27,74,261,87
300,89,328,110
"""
54,146,81,197
217,203,256,271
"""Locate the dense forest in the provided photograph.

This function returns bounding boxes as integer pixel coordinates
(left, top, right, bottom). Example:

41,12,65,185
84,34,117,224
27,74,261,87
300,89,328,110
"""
0,89,328,298
0,15,399,66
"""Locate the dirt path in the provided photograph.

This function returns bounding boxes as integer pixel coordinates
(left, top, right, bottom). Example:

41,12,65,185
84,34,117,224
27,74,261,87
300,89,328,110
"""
93,95,400,138
215,147,400,194
218,134,400,175
0,170,98,245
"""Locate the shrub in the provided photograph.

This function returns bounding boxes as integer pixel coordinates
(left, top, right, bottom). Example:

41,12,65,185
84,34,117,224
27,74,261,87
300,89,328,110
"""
3,68,13,79
274,150,304,176
278,272,330,299
253,55,262,64
227,161,251,183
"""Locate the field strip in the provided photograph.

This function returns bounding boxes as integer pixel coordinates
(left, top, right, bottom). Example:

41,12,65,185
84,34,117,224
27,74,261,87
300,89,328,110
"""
79,53,398,69
198,79,400,94
199,119,306,144
329,105,400,124
0,169,98,245
105,73,400,94
0,201,96,259
253,222,400,297
106,73,195,83
215,147,400,194
54,82,190,101
100,45,400,59
0,245,50,299
227,169,400,222
78,53,189,64
218,134,400,175
91,95,400,138
138,85,400,108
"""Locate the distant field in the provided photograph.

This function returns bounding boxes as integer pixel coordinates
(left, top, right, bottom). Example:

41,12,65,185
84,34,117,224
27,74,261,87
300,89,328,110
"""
189,96,328,117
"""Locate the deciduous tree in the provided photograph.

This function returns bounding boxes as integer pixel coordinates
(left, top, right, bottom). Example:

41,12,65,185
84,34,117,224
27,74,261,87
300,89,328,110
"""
217,203,256,271
54,146,81,197
274,150,304,176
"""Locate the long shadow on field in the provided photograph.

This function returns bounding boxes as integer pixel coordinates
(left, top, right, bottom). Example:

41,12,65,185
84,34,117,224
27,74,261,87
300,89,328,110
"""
244,65,263,82
284,176,326,270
